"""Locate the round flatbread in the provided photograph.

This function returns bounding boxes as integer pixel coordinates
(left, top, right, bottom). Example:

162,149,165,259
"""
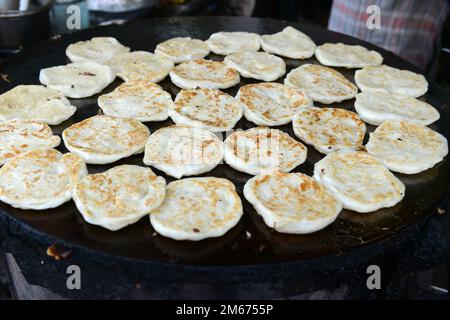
155,37,210,63
0,85,76,125
313,150,405,213
366,120,448,174
39,61,116,98
98,80,173,122
224,127,307,175
315,43,383,68
0,120,61,166
169,59,240,89
237,82,312,126
150,177,243,241
0,149,87,210
170,89,243,132
260,26,316,59
66,37,130,63
224,51,286,81
284,64,357,104
143,125,223,179
354,91,440,126
206,31,260,55
244,170,342,234
292,106,366,154
62,115,150,164
73,165,166,231
107,51,174,82
355,65,428,97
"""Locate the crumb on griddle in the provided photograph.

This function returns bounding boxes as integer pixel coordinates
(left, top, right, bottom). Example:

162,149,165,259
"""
46,244,72,261
1,73,10,83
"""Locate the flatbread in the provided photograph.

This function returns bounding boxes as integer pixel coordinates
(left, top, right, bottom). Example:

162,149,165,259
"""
155,37,210,63
366,120,448,174
314,150,405,213
0,85,76,125
107,51,174,82
98,80,173,122
73,165,166,231
237,82,312,126
261,26,316,59
354,91,440,126
224,51,286,81
66,37,130,63
0,120,60,166
143,125,223,179
62,115,150,164
244,170,342,234
170,89,243,132
0,149,87,210
206,32,260,55
224,127,307,175
39,61,116,98
284,64,357,104
150,177,243,241
355,65,428,97
292,106,366,154
315,43,383,68
169,59,240,89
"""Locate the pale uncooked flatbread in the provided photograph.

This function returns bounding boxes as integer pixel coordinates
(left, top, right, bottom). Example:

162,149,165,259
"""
315,43,383,68
0,149,87,210
244,170,342,234
62,115,150,164
0,85,76,125
73,165,166,231
224,127,307,175
224,51,286,81
169,59,240,89
206,32,260,55
170,89,243,132
107,51,174,82
98,80,173,122
155,37,210,63
366,120,448,174
237,82,312,126
150,177,243,241
314,150,405,213
355,65,428,97
143,125,223,179
284,64,357,104
261,26,316,59
292,106,366,154
66,37,130,63
0,120,60,166
354,91,440,126
39,61,116,98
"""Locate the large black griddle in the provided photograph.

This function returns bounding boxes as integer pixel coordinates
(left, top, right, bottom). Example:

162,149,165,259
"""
1,16,450,279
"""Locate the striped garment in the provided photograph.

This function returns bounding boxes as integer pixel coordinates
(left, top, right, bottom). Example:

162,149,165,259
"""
328,0,448,70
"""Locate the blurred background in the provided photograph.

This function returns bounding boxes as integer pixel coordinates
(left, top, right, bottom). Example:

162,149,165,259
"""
0,0,449,92
0,0,449,300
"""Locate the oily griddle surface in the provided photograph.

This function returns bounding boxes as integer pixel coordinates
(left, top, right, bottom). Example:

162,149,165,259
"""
0,16,449,267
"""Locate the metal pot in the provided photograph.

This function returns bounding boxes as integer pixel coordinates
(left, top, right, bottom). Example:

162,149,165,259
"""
0,0,53,50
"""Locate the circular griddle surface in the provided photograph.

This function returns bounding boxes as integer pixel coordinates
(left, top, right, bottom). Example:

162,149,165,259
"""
1,17,449,267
